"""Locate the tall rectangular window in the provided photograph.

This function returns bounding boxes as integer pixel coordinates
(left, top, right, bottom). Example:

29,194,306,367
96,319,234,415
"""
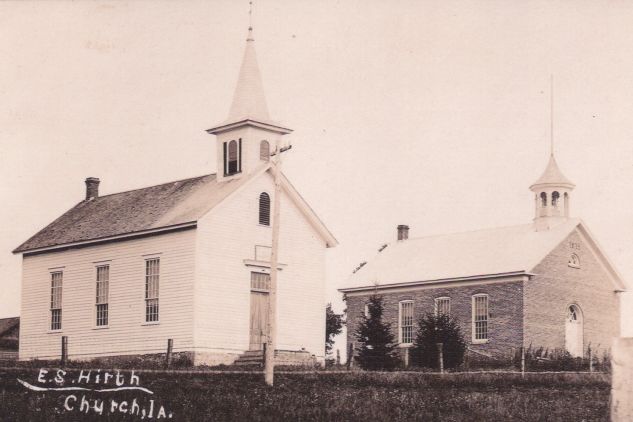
472,294,489,342
435,297,451,317
95,265,109,327
399,301,414,345
145,258,160,322
50,272,63,331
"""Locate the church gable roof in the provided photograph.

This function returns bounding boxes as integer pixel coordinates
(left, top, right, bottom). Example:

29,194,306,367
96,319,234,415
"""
14,165,337,254
13,173,249,254
339,218,610,292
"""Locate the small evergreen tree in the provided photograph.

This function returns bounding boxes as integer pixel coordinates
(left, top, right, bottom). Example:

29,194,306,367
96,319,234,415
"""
411,313,466,369
355,294,399,370
325,303,345,357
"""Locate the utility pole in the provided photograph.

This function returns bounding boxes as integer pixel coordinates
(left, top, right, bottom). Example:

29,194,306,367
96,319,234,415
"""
264,141,291,386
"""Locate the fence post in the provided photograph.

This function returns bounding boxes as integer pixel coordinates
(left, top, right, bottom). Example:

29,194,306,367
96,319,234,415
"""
436,343,444,374
262,342,267,368
347,342,354,370
61,336,68,367
165,339,173,368
589,348,593,373
404,347,409,368
611,337,633,421
521,346,525,378
336,349,341,366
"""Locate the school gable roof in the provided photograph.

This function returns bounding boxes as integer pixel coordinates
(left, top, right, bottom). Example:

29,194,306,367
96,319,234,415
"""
340,218,626,292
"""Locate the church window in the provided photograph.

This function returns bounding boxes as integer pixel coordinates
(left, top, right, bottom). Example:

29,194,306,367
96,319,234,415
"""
399,300,414,345
540,192,547,207
224,139,242,176
568,253,580,268
260,140,270,161
50,271,63,331
145,258,160,323
552,191,560,207
435,297,450,317
472,294,488,343
259,192,271,226
95,265,109,327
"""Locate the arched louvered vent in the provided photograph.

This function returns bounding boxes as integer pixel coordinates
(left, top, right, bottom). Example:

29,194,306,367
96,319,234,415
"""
259,192,271,226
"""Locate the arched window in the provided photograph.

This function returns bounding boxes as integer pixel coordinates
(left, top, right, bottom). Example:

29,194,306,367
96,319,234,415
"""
224,139,241,176
564,192,570,217
259,192,271,226
260,140,270,161
552,191,560,207
568,253,580,268
540,192,547,207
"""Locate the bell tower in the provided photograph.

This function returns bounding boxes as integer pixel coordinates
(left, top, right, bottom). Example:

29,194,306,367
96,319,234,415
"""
207,27,292,182
530,154,575,231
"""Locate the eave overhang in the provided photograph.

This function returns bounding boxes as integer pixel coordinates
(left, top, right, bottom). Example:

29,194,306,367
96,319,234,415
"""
13,222,197,256
339,271,533,295
206,118,293,135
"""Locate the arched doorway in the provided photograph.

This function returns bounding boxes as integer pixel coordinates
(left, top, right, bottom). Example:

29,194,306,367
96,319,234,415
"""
565,304,583,357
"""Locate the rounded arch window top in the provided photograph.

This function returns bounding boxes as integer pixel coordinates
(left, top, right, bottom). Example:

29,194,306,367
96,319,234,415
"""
568,253,580,269
567,304,582,322
540,192,547,207
552,191,560,207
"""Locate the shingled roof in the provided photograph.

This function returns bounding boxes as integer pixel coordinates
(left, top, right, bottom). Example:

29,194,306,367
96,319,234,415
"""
13,173,248,254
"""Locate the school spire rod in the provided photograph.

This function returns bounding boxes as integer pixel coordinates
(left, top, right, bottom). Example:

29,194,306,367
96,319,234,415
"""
550,74,554,157
248,1,254,39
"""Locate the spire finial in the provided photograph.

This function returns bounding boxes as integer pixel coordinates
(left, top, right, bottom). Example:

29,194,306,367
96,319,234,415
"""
247,1,254,41
550,74,554,157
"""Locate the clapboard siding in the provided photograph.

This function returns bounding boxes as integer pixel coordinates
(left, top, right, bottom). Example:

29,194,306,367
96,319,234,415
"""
195,170,327,359
20,229,196,360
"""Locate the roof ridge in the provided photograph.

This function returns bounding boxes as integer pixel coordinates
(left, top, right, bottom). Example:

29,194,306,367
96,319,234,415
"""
400,221,536,243
94,173,217,200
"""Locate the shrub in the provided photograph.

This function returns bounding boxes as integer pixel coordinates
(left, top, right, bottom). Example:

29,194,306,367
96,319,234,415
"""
354,294,399,370
411,313,466,369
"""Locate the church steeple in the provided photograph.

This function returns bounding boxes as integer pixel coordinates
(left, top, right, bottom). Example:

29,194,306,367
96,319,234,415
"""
207,24,292,183
226,27,271,123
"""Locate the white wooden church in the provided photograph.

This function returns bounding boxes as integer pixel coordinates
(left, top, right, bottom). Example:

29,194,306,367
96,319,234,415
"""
13,28,337,365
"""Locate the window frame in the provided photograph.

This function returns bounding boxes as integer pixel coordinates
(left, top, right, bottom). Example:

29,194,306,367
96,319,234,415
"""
49,271,63,332
471,294,489,344
398,300,414,346
434,297,451,317
144,258,160,324
224,139,242,176
250,271,271,292
94,264,110,329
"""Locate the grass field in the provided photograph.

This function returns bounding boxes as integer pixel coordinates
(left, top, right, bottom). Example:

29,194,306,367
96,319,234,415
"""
0,369,610,421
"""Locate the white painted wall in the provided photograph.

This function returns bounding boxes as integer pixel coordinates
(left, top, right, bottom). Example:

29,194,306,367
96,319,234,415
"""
621,291,633,337
20,229,196,360
194,169,327,360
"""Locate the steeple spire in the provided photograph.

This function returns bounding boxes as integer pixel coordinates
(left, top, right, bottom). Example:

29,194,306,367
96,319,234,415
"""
226,25,270,123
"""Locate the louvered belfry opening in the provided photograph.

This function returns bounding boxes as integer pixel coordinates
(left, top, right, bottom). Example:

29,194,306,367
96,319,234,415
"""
260,140,270,161
259,192,271,226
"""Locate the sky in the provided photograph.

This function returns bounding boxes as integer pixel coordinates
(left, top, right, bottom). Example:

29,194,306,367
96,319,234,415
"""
1,1,633,343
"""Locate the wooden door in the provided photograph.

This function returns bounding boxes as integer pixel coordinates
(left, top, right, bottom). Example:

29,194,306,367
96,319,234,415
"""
249,291,269,350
